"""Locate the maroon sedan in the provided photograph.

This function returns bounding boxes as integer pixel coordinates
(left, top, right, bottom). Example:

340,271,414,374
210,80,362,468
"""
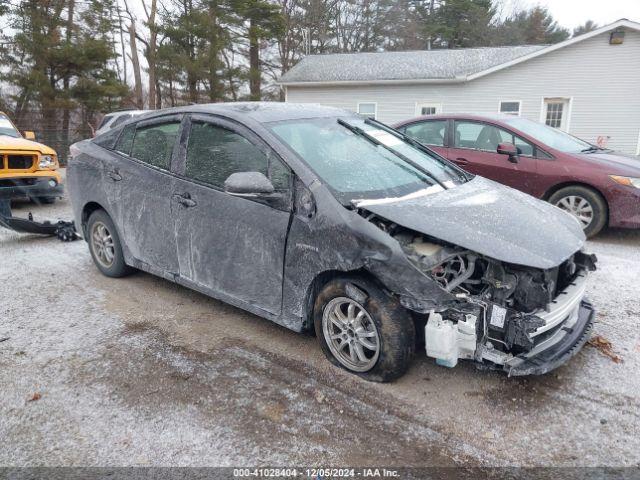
394,114,640,237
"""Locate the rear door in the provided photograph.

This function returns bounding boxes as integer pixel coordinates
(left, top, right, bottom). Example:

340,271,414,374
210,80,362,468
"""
171,115,293,315
398,119,449,158
447,120,539,193
115,115,183,277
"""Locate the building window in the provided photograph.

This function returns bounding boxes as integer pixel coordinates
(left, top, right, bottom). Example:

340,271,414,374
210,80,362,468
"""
357,102,377,119
543,98,571,130
499,101,521,116
416,103,441,116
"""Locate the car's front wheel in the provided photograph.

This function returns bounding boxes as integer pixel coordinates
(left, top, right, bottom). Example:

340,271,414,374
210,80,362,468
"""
548,186,607,238
314,277,415,382
87,209,134,278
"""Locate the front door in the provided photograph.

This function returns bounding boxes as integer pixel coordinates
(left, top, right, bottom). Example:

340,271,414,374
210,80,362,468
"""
447,120,539,194
172,116,292,316
116,115,183,277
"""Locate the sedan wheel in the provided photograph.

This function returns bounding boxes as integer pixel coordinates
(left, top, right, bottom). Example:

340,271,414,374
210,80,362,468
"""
91,221,116,268
86,209,134,278
548,185,608,238
314,278,415,382
554,195,594,228
322,297,380,372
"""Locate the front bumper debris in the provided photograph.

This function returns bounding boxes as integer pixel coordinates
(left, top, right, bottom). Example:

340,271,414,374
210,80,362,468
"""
505,299,595,376
0,197,77,241
426,269,596,376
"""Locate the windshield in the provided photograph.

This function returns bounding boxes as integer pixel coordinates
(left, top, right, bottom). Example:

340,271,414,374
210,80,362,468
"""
269,117,466,203
503,117,594,153
0,114,21,138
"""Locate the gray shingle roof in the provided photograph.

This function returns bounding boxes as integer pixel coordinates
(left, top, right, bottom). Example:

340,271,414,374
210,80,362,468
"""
279,45,547,84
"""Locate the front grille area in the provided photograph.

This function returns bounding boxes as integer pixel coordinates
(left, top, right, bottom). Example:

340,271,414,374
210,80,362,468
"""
532,271,587,340
6,155,34,170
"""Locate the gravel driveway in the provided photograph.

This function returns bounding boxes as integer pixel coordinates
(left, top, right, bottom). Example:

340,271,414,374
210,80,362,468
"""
1,186,639,468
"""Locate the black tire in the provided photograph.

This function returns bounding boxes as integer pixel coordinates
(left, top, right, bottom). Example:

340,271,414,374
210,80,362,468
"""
86,209,134,278
314,276,415,382
548,186,607,238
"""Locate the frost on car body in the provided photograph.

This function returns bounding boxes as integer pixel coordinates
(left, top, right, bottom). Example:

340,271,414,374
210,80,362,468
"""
66,102,597,381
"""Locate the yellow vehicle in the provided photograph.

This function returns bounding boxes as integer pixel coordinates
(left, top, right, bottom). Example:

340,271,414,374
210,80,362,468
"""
0,112,63,204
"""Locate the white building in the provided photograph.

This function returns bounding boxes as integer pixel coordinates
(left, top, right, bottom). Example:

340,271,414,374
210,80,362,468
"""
279,19,640,155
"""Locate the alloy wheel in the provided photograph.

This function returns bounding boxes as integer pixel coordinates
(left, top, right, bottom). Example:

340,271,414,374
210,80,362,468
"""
322,297,380,372
91,221,115,268
555,195,594,228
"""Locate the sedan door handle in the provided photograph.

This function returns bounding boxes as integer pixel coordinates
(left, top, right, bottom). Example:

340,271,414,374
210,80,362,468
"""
107,170,122,181
172,193,197,208
454,157,469,166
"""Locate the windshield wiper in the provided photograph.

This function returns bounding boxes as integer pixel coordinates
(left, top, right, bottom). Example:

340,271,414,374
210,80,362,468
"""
581,146,600,153
337,118,449,190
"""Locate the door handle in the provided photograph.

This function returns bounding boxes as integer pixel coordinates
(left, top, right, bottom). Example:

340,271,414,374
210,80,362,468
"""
172,193,197,208
107,169,122,181
455,157,469,165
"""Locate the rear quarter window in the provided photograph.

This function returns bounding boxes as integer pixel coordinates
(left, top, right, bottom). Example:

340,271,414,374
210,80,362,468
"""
92,127,122,149
114,124,135,155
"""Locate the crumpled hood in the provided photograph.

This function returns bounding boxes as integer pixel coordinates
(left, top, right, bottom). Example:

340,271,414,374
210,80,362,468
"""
358,177,585,269
0,135,56,155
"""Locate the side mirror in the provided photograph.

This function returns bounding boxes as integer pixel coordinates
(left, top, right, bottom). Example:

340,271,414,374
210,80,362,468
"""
497,142,518,163
23,131,36,140
224,171,275,197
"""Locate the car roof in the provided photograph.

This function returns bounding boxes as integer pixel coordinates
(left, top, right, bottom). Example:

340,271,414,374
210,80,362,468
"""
394,113,520,127
107,110,150,116
138,102,356,124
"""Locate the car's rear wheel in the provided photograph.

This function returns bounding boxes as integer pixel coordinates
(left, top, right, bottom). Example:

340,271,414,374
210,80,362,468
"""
87,209,134,278
314,277,415,382
549,186,607,238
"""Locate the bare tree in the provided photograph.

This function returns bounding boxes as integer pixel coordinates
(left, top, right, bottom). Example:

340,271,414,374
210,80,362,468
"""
142,0,158,109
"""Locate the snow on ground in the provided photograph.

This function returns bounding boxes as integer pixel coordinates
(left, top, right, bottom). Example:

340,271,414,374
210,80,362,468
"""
0,192,638,467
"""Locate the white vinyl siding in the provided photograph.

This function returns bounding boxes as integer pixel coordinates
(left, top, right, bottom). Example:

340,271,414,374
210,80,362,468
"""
286,29,640,155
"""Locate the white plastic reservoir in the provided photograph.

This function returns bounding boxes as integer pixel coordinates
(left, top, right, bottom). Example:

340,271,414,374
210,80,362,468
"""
425,312,477,368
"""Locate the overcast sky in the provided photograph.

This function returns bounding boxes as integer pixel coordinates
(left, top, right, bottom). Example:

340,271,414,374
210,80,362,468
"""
502,0,640,30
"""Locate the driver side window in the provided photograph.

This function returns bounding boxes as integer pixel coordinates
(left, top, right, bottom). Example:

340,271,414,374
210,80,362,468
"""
185,122,290,190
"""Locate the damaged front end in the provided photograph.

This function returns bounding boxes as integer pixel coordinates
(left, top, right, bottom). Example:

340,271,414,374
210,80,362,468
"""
360,211,597,376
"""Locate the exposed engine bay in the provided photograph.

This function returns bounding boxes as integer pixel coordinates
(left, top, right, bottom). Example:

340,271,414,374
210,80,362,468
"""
360,210,597,372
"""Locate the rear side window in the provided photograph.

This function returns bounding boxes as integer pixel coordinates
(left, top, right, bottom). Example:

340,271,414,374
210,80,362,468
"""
131,121,181,169
114,124,135,155
185,122,283,189
404,121,447,146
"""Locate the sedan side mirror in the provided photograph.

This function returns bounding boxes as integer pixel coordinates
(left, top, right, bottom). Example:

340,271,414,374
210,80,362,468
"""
23,131,36,141
497,142,518,163
224,171,275,197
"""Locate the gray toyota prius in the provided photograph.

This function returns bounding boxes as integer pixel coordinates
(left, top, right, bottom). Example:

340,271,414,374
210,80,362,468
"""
68,102,597,382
